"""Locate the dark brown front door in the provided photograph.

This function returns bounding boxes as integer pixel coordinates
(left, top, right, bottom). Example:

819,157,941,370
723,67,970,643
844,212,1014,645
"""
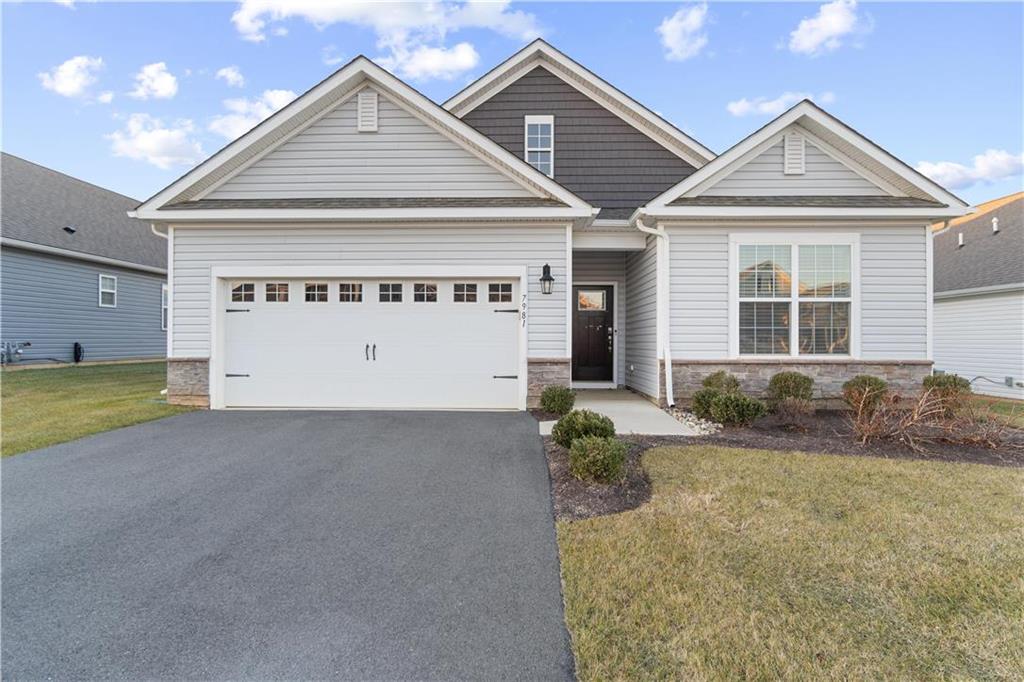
572,285,614,382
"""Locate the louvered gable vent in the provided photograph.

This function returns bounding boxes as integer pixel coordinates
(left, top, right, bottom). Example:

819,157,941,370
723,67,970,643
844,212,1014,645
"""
783,132,805,175
357,90,378,132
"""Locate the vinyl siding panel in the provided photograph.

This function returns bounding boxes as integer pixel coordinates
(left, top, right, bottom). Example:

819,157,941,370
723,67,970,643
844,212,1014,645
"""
573,251,626,385
624,236,659,398
0,247,166,362
934,291,1024,399
171,225,567,358
209,88,532,200
668,230,730,358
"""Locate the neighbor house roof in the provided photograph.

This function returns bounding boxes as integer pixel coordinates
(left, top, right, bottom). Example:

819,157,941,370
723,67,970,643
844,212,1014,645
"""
1,153,165,271
933,192,1023,294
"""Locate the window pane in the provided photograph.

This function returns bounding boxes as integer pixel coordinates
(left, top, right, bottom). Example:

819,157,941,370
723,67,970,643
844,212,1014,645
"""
266,282,289,302
339,283,363,302
739,245,790,299
577,290,606,310
799,245,851,298
305,283,328,302
414,283,437,303
488,283,512,303
739,301,790,354
101,291,116,307
799,302,850,354
231,283,254,302
379,283,402,303
454,283,477,303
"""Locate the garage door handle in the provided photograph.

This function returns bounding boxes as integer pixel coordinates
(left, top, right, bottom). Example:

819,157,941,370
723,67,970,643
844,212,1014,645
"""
494,308,518,313
372,344,376,361
365,344,370,361
493,375,518,379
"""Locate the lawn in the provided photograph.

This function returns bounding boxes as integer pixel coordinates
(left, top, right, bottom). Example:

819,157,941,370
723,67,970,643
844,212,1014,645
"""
977,395,1024,429
1,362,192,457
558,446,1024,681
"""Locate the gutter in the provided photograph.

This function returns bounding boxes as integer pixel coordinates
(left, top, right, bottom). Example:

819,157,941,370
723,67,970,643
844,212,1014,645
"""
150,223,168,239
633,214,675,407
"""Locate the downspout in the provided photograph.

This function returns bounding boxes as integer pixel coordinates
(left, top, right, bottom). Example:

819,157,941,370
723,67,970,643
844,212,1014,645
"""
150,223,168,239
634,216,675,407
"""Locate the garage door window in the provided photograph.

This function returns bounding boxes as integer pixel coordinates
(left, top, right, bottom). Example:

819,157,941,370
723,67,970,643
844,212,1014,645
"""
414,283,437,303
379,283,403,303
454,283,477,303
488,283,512,303
305,283,328,302
265,283,289,302
339,283,363,302
231,283,254,303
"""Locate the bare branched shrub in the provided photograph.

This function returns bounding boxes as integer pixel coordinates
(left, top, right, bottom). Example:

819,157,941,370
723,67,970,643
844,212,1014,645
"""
768,397,816,432
848,389,946,452
941,402,1024,454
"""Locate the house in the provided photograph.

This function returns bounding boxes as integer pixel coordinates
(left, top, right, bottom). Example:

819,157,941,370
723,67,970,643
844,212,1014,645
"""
932,192,1023,399
130,41,968,410
1,153,167,365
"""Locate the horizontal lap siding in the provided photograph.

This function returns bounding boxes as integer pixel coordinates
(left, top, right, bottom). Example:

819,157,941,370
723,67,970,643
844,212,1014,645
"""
171,225,567,358
0,247,166,362
624,236,659,398
668,230,729,357
209,89,532,199
934,291,1024,399
573,251,626,385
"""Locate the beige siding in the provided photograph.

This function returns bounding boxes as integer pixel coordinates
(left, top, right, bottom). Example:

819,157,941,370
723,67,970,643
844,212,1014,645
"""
171,224,567,358
208,87,533,200
624,236,659,398
573,251,626,385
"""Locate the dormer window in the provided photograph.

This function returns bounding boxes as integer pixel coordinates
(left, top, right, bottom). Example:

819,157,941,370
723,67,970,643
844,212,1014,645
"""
524,115,554,177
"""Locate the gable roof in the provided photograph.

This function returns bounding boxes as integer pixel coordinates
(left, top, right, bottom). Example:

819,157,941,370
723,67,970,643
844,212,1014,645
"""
932,191,1023,232
933,192,1023,293
443,39,715,168
641,100,970,220
1,153,165,271
132,56,593,222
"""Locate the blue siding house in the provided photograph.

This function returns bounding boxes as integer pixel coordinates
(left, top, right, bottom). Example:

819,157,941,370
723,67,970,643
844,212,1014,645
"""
1,153,167,364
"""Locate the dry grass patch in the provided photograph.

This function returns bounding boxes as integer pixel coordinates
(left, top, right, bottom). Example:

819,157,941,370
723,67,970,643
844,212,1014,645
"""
558,446,1024,681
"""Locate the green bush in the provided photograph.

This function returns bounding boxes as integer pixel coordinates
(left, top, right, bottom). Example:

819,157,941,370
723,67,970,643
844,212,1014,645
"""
551,409,616,448
692,388,722,421
709,392,767,426
923,373,972,416
540,385,576,415
842,375,889,413
569,435,627,483
702,370,741,394
772,397,816,430
767,371,814,407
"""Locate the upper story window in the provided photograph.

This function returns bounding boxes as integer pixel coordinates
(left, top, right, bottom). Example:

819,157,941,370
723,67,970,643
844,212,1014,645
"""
98,274,117,308
524,115,553,177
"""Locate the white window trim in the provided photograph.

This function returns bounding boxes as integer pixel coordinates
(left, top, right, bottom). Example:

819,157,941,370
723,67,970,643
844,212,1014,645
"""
728,232,861,359
303,282,329,303
161,283,169,330
98,274,117,308
524,114,554,178
453,282,478,303
413,282,438,303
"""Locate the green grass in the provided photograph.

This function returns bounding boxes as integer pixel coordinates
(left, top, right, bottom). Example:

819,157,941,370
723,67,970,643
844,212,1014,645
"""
558,446,1024,681
1,362,192,457
976,395,1024,429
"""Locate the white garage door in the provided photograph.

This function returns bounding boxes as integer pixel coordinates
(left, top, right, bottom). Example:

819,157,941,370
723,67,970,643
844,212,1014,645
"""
221,278,521,409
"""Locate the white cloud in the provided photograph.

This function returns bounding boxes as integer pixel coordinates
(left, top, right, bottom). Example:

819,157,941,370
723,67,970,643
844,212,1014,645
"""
97,91,114,104
657,3,709,62
107,114,205,169
130,62,178,99
726,90,835,117
916,149,1024,190
378,42,478,81
215,65,245,88
321,44,346,67
788,0,864,56
208,89,297,140
38,55,103,98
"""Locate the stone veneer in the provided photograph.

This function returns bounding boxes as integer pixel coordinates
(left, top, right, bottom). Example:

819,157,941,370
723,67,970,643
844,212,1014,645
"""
167,358,210,407
662,359,932,406
527,358,571,407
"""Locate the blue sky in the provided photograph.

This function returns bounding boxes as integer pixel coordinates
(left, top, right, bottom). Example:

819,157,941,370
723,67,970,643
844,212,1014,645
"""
3,1,1022,204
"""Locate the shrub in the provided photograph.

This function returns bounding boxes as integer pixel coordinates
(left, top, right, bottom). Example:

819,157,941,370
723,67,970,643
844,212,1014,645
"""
691,388,722,421
540,385,575,415
551,409,615,448
569,435,627,483
842,375,889,415
771,397,816,431
923,373,972,416
708,392,767,426
702,370,741,394
848,390,946,451
766,371,814,407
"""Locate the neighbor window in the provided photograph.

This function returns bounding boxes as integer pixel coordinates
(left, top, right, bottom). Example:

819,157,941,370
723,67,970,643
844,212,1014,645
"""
414,283,437,303
488,283,513,303
797,245,851,355
161,284,168,330
304,282,328,302
265,282,289,302
231,282,254,303
98,274,117,308
339,283,363,302
524,115,553,177
379,282,402,303
454,283,477,303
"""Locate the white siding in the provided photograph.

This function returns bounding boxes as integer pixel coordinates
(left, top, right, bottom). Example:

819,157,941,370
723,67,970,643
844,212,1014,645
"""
573,251,626,385
624,236,659,398
666,225,929,360
934,290,1024,399
171,224,566,358
208,87,533,200
703,137,888,196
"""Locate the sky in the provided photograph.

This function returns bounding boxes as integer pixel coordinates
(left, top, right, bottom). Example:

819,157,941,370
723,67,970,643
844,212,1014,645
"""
3,1,1022,205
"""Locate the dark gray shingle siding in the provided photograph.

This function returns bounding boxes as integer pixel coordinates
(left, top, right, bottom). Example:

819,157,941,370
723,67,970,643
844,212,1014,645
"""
1,153,165,269
460,66,696,214
934,196,1024,292
666,196,947,208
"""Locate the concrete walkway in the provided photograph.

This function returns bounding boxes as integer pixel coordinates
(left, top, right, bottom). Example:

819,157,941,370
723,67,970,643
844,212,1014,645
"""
540,389,696,436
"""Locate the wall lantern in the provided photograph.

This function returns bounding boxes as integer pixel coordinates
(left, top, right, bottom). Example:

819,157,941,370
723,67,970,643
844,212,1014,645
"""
540,263,554,295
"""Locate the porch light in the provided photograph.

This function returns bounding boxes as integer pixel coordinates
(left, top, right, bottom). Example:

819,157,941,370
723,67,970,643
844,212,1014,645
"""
540,263,554,295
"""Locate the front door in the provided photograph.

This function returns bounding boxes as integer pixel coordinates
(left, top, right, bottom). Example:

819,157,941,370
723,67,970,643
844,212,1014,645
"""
572,285,614,382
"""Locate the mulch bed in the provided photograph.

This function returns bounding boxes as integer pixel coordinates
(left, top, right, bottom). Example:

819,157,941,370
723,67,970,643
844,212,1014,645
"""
529,408,562,422
544,438,652,521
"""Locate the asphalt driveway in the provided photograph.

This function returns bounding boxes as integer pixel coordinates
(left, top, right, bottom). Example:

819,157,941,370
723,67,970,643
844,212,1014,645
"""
2,410,573,680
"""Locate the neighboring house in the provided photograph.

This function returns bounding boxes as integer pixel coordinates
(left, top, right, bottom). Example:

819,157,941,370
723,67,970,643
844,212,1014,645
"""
131,41,968,410
1,153,167,365
932,192,1023,399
